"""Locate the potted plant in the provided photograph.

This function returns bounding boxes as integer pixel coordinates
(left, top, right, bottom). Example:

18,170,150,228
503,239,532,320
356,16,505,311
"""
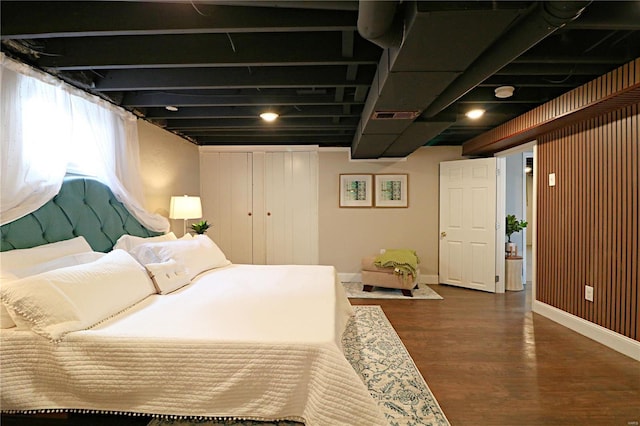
505,214,527,257
190,220,211,235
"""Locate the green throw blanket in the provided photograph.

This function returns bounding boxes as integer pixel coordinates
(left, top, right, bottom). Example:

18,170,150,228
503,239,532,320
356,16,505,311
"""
374,249,420,279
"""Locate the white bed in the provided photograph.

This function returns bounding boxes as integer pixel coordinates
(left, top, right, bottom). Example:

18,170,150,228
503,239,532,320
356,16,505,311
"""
0,178,386,426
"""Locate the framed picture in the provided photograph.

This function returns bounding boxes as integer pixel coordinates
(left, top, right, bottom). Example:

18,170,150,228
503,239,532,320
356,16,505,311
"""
339,174,373,207
375,174,408,207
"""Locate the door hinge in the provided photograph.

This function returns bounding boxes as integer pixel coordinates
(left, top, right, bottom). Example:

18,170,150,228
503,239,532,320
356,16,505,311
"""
496,168,501,176
495,275,500,283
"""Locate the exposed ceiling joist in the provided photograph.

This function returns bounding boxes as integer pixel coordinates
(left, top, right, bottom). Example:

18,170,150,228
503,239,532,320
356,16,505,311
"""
1,0,638,156
36,33,379,70
94,66,376,91
1,2,357,39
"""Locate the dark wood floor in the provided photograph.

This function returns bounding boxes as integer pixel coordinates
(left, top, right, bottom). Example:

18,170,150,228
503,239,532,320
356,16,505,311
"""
352,284,640,426
3,284,639,425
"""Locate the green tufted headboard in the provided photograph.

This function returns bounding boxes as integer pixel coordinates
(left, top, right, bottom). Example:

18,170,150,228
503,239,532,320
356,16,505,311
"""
0,176,161,252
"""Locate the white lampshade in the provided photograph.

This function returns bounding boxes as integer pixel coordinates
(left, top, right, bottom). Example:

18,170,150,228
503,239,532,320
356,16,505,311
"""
169,195,202,220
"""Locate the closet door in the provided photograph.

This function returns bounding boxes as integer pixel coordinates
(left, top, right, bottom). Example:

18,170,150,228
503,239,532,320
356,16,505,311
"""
264,151,318,265
200,151,254,264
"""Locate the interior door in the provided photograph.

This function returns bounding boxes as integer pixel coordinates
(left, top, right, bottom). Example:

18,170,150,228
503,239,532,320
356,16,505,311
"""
264,151,318,265
439,158,497,292
200,151,254,264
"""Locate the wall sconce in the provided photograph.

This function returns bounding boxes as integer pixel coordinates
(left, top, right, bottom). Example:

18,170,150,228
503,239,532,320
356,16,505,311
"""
169,195,202,236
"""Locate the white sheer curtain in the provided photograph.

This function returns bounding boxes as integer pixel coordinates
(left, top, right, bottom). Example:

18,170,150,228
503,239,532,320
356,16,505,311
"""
1,55,169,232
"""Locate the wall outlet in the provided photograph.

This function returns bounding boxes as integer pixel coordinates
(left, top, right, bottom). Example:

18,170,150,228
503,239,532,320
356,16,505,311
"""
548,173,556,186
585,285,594,302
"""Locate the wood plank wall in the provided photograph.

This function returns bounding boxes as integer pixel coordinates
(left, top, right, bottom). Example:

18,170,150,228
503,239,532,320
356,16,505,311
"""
537,102,639,341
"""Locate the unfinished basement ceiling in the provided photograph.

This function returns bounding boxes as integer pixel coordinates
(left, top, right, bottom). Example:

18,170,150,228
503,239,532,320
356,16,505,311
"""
2,1,639,158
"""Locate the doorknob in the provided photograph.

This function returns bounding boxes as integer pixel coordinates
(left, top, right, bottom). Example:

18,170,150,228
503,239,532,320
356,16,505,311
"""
441,231,447,238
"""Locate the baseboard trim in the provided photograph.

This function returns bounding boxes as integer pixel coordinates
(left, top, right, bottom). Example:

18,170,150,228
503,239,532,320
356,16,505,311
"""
338,273,439,285
421,274,439,285
533,300,640,361
338,272,361,283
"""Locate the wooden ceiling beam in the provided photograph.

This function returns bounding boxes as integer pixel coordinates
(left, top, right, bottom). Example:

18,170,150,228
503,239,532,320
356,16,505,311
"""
144,105,363,119
37,33,380,70
194,135,353,145
1,2,357,39
121,92,364,107
497,62,623,76
165,117,359,129
96,66,375,91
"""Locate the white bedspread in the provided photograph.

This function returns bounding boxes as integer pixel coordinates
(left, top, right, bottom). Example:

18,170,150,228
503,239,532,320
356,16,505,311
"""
0,264,386,426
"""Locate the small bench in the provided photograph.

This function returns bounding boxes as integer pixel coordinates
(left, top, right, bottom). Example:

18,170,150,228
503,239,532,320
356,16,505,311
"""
361,255,419,297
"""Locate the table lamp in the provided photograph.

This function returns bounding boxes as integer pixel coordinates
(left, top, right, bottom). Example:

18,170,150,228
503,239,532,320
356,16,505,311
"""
169,195,202,236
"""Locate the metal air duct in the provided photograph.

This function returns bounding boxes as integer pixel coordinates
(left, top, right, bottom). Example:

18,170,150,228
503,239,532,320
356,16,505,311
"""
357,0,402,49
352,1,592,159
422,1,591,117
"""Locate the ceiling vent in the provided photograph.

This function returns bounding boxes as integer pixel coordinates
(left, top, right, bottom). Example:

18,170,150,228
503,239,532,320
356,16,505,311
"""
371,111,420,120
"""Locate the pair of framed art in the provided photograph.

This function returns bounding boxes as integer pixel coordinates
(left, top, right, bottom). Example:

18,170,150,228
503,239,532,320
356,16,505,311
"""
339,174,408,208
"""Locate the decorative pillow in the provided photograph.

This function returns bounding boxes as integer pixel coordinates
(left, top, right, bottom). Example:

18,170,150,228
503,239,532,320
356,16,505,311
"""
130,235,230,280
0,250,155,342
0,236,93,271
113,232,177,251
144,259,190,294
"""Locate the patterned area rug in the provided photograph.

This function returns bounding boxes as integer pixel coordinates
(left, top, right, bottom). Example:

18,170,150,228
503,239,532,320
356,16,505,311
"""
343,282,443,300
148,306,449,426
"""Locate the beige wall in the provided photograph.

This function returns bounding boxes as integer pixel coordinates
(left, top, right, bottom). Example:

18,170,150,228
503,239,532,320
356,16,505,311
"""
137,119,200,235
135,123,462,275
318,146,463,280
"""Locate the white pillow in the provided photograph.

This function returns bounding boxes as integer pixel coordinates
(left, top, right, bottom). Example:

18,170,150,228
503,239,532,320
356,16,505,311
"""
130,235,230,280
145,259,190,294
0,236,93,271
0,307,15,329
9,252,106,279
0,250,155,342
1,252,105,330
0,272,18,329
113,232,177,251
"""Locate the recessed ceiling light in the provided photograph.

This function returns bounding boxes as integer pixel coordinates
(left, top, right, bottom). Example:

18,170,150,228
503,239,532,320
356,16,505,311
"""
165,106,178,112
494,86,515,99
465,109,485,119
260,112,279,122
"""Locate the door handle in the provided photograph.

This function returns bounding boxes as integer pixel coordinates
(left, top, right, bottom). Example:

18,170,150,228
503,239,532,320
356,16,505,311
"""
441,231,447,238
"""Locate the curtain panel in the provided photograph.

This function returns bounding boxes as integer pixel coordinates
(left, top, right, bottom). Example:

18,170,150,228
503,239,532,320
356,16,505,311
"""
0,54,168,232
